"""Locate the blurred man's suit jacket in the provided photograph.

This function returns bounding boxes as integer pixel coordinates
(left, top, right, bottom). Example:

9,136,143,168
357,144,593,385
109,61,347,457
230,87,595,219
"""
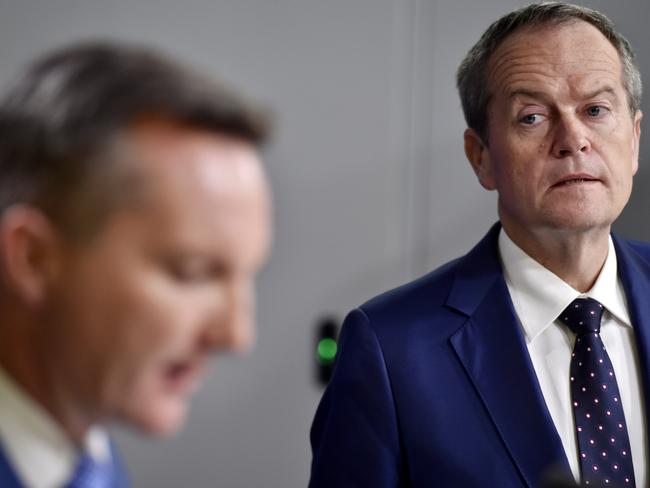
0,448,24,488
310,223,650,487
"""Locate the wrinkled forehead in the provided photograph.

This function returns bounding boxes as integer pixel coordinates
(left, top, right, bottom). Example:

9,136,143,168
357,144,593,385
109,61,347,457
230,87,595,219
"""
486,20,624,99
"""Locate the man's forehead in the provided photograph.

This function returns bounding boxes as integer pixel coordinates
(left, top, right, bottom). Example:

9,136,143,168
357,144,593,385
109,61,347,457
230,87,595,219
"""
111,118,260,181
486,20,624,98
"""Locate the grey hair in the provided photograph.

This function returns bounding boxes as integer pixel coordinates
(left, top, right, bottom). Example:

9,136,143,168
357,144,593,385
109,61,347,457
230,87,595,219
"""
456,1,642,140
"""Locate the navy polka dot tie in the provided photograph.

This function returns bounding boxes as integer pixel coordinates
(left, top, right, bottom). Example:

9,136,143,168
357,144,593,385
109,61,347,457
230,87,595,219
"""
559,298,635,487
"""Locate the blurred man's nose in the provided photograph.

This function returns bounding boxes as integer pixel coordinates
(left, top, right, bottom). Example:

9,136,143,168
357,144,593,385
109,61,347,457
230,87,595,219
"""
203,276,256,353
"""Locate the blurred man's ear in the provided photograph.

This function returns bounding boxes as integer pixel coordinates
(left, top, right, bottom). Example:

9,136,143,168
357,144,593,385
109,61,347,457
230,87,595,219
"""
464,128,497,191
0,205,62,306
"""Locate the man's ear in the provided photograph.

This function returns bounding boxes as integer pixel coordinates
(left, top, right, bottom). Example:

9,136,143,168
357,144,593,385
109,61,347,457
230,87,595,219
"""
0,205,63,305
631,110,643,175
464,128,496,190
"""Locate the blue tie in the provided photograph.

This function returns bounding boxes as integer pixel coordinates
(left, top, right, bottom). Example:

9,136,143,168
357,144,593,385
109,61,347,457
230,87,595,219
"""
559,298,635,487
65,453,113,488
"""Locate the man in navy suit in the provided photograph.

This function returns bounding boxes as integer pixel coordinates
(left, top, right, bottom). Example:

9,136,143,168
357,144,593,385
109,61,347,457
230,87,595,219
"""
310,3,647,487
0,43,272,487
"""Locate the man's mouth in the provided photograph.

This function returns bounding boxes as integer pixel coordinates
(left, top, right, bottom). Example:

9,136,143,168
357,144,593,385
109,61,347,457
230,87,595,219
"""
164,360,204,394
552,174,600,188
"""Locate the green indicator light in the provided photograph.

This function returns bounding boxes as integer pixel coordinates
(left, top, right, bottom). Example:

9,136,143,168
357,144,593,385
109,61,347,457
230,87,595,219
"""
317,338,338,364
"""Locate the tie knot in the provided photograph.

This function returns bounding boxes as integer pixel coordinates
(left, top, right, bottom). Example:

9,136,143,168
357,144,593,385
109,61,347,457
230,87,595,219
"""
558,297,605,335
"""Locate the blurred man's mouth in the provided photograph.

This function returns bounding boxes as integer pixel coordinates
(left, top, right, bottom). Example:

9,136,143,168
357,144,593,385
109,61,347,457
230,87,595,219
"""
164,360,204,394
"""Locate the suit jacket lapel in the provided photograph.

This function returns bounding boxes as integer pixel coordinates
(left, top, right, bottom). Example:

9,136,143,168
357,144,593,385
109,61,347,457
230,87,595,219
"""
613,236,650,437
448,223,571,487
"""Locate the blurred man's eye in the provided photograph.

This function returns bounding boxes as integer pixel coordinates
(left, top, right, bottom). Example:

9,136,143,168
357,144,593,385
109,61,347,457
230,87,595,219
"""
166,259,226,283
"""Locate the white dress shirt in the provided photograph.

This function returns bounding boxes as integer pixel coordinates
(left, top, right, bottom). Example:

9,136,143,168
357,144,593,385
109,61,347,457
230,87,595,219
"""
498,229,647,485
0,367,111,488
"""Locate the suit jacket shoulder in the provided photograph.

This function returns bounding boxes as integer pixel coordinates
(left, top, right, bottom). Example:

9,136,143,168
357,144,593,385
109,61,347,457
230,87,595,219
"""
358,223,503,354
360,255,461,337
619,235,650,261
310,222,574,487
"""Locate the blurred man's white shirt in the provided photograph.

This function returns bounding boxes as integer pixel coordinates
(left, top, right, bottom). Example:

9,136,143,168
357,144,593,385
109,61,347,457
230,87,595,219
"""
0,367,110,488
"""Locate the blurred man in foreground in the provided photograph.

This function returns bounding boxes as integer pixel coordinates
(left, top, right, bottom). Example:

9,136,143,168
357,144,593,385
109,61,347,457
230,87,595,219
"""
0,42,272,487
311,2,646,487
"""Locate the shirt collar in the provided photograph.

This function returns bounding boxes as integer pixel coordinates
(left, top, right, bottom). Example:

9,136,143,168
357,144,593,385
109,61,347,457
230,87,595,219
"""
498,228,631,344
0,367,110,488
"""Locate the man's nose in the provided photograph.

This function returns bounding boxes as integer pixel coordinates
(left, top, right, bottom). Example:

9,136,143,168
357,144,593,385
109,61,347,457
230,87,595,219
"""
552,114,591,158
203,277,256,353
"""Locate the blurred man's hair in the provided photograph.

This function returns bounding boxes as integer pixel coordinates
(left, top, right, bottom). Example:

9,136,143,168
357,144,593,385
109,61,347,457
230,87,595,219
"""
0,41,271,240
456,1,642,141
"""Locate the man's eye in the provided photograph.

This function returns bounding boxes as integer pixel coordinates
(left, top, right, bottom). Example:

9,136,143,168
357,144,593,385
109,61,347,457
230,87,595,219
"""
166,260,211,282
520,114,542,125
169,264,209,282
167,259,229,283
587,105,603,117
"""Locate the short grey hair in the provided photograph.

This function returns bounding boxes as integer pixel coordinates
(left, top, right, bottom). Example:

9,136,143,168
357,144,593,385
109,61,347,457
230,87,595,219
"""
456,1,642,140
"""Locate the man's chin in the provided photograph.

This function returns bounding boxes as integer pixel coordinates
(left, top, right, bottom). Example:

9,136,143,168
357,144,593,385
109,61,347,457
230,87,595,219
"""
546,217,614,234
125,398,190,437
535,207,618,233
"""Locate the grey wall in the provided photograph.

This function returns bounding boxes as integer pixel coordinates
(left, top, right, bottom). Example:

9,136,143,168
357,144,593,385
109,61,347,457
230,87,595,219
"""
0,1,648,487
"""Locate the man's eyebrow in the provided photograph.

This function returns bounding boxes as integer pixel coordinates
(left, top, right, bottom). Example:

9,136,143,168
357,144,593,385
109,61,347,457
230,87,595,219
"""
507,87,618,101
507,89,549,101
581,86,617,100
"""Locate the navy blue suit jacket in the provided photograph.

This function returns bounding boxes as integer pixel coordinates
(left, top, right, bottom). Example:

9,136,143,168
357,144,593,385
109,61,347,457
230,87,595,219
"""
0,439,130,487
309,223,650,487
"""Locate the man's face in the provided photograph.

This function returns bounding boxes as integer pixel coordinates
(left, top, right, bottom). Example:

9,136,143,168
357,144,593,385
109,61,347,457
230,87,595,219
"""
42,120,271,435
467,21,642,239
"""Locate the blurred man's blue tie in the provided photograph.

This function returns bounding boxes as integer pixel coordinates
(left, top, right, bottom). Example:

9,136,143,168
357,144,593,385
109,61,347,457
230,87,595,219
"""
65,453,113,488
